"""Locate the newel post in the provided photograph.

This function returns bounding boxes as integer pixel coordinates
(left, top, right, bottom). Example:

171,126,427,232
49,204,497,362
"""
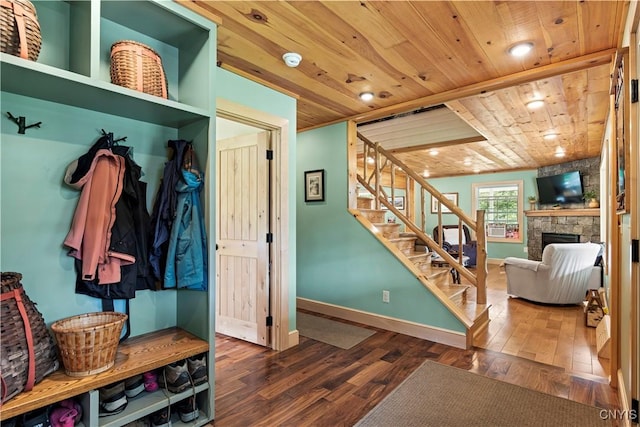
475,210,487,305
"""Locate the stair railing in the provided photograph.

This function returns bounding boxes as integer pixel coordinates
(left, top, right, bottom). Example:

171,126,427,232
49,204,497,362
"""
357,132,487,305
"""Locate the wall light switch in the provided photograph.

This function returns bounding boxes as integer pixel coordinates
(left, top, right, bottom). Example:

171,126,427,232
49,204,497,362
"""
382,290,390,303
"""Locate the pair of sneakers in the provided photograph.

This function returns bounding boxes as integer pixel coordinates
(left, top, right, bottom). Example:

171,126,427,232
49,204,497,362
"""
147,398,197,427
158,353,207,393
99,382,128,417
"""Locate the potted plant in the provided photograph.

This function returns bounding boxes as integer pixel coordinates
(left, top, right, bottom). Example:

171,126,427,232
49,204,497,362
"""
527,195,537,210
583,188,599,208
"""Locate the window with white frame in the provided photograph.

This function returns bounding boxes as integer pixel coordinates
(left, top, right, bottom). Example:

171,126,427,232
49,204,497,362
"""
472,181,523,242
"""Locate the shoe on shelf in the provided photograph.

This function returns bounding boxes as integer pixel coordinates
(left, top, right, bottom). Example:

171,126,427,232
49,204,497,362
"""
176,396,199,423
159,360,190,393
187,353,208,386
143,370,159,392
99,381,128,417
125,374,145,398
149,407,171,427
22,406,51,427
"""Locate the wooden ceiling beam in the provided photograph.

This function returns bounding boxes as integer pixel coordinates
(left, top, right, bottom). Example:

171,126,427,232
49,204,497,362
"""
388,136,487,153
299,49,615,132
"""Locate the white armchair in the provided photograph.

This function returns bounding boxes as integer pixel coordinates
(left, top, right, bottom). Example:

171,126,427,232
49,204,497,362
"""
504,242,602,304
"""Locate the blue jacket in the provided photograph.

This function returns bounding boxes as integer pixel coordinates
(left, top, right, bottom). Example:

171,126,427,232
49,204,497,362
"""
149,140,189,283
163,168,208,290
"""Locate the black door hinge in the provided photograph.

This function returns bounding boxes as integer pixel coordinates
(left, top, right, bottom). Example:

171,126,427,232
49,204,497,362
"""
632,239,639,263
632,79,638,103
266,149,273,160
266,315,273,326
266,233,273,243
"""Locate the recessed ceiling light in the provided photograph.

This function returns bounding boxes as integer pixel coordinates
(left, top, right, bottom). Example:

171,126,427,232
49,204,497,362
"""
554,147,565,158
359,92,374,101
422,170,430,177
544,133,558,140
463,158,472,166
508,42,534,57
429,149,439,156
526,100,545,109
473,168,481,174
366,156,375,164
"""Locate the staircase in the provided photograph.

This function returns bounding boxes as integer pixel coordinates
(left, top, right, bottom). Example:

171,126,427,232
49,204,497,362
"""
350,132,491,348
358,197,473,312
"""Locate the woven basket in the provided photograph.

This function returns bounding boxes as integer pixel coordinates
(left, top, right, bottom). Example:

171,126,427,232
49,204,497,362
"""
110,40,167,99
0,0,41,61
51,312,127,377
1,272,59,405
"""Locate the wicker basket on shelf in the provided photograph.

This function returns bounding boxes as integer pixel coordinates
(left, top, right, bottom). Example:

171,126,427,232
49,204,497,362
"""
110,40,168,99
51,312,127,377
0,0,41,61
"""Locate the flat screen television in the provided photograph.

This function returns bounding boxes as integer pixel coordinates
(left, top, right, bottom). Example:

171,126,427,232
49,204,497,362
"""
536,171,584,204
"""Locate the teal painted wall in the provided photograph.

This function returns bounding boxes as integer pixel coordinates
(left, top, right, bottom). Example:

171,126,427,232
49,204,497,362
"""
422,171,537,259
216,68,298,330
0,92,178,334
297,123,464,332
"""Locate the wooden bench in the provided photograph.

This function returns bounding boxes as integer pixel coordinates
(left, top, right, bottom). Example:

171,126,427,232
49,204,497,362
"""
1,327,209,420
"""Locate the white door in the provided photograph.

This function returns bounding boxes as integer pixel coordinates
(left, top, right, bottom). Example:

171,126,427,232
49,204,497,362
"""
216,131,270,345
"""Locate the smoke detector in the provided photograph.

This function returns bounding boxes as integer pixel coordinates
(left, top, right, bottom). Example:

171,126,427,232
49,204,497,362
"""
283,52,302,67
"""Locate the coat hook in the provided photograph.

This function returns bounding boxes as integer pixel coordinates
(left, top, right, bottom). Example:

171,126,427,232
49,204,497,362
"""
6,112,41,134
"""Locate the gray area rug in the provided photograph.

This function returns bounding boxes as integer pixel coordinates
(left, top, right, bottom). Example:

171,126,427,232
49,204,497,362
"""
355,360,610,427
297,312,375,349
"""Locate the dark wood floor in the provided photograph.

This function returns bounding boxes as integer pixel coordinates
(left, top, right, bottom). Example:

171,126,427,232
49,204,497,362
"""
212,319,619,426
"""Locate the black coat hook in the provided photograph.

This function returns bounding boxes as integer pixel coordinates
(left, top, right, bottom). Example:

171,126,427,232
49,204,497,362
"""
100,129,127,147
7,112,41,134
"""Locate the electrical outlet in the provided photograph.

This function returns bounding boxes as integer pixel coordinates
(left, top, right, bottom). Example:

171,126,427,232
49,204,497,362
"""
382,290,390,303
523,246,528,253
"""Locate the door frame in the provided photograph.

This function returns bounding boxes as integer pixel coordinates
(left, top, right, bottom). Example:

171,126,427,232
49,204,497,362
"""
216,98,291,351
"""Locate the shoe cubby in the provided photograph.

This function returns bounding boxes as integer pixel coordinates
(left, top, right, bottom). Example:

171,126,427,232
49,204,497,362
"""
0,329,211,425
93,383,209,427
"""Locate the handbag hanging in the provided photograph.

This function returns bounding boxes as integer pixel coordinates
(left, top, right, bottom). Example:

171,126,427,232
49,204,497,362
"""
1,272,59,405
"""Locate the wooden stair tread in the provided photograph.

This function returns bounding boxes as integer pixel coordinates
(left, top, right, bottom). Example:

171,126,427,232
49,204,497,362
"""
406,251,430,260
436,283,471,299
388,236,417,243
462,302,491,322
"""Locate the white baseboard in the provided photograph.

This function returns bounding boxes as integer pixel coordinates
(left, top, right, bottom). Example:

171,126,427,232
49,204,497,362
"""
288,330,300,349
297,297,466,349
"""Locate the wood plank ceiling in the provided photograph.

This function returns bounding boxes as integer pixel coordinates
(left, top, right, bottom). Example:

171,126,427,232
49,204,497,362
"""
188,1,627,177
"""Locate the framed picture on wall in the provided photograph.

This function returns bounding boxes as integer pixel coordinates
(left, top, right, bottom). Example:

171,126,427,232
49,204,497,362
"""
304,169,325,202
382,196,405,210
431,192,458,214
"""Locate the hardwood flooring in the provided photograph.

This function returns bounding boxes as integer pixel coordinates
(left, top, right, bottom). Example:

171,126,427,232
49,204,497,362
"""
211,264,618,426
469,264,609,377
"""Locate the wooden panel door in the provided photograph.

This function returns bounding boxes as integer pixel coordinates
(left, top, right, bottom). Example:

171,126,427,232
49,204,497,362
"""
216,131,270,345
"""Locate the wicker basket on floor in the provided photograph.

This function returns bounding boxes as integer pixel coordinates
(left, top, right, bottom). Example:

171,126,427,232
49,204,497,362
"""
51,312,127,377
0,0,41,61
110,40,168,99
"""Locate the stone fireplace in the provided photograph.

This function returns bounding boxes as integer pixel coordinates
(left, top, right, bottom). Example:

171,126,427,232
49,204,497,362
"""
526,156,601,260
526,210,600,260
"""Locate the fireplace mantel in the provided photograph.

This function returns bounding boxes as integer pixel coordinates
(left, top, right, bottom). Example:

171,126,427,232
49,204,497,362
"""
525,208,600,217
